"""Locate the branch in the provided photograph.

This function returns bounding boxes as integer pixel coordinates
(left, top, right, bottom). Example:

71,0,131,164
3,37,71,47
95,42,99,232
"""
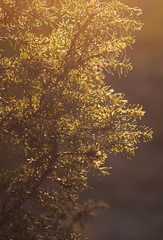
0,142,58,230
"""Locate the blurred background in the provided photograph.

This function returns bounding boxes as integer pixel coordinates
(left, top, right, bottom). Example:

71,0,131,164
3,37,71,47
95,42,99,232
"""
81,0,163,239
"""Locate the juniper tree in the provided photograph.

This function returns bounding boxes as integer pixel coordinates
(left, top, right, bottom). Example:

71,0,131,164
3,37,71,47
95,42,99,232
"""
0,0,152,239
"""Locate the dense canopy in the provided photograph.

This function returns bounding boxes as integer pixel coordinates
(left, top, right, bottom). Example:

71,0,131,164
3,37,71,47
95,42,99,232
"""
0,0,152,239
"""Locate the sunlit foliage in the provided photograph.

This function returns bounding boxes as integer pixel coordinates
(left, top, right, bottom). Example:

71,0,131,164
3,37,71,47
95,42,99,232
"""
0,0,152,239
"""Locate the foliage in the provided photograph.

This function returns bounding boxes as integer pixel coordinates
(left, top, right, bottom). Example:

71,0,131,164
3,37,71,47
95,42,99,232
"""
0,0,152,239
